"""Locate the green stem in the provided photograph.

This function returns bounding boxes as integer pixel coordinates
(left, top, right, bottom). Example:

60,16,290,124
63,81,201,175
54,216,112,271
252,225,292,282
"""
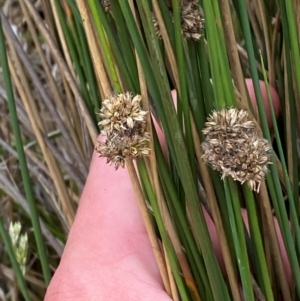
88,0,122,92
243,186,274,301
138,159,191,301
0,13,51,285
225,179,255,301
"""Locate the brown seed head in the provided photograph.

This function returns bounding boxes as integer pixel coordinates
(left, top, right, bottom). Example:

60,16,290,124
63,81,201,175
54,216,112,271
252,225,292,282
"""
96,92,151,169
201,108,272,192
181,0,204,40
153,0,204,41
98,92,148,136
96,133,151,170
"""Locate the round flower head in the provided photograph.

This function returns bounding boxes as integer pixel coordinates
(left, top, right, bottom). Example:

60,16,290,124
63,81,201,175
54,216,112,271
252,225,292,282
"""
96,133,150,170
96,92,151,169
181,0,204,40
98,92,148,136
153,0,204,41
201,108,272,192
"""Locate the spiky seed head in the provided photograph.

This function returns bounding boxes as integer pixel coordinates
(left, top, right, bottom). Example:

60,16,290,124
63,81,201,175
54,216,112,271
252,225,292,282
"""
96,92,151,169
181,0,204,40
201,108,272,192
153,0,204,41
98,92,148,136
96,133,151,170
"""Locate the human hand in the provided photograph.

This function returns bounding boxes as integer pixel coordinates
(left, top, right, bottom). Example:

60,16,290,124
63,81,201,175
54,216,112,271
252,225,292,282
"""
45,80,285,301
44,149,172,301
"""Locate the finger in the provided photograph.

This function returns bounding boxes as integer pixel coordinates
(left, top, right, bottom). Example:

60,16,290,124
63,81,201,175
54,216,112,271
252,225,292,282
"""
45,141,171,301
245,79,281,129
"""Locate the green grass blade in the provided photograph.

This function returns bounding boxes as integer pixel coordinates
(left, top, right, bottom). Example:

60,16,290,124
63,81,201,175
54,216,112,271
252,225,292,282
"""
95,0,138,92
202,0,225,109
197,41,214,113
138,159,191,301
243,186,274,301
260,56,300,296
172,0,196,180
109,1,139,89
225,180,255,301
154,131,213,299
54,0,95,115
73,12,101,114
0,13,51,285
134,2,231,300
278,1,300,99
88,0,122,93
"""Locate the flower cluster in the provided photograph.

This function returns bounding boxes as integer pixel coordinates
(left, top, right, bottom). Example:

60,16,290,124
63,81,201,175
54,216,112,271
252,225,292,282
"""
153,0,204,41
9,222,28,276
181,0,204,40
201,108,272,192
96,93,150,169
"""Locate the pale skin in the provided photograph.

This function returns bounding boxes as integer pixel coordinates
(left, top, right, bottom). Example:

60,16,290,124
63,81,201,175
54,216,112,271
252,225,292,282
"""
45,82,289,301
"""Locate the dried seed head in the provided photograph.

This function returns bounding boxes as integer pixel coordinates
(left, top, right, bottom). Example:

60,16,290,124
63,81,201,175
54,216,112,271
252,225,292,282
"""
153,0,204,41
96,92,151,169
201,108,272,192
181,0,204,40
98,92,148,136
96,133,151,170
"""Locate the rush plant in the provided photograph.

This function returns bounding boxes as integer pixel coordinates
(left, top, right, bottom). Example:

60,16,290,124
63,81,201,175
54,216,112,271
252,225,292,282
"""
0,1,299,300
